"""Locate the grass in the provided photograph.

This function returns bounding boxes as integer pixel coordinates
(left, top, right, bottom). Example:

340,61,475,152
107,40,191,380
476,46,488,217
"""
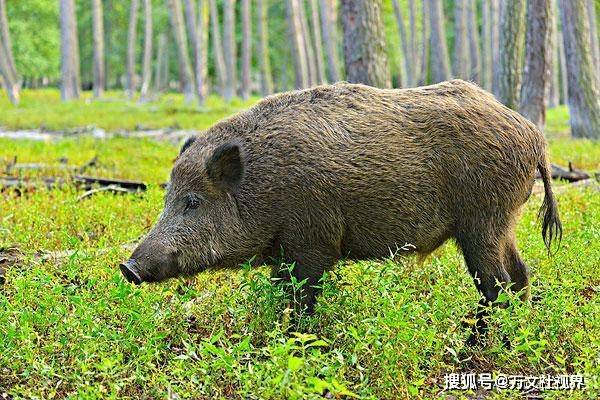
0,91,599,399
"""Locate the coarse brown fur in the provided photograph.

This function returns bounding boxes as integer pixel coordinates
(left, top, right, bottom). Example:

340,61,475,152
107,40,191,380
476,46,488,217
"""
121,80,561,342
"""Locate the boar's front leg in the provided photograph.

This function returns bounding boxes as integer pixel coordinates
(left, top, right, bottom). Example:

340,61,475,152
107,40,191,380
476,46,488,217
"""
271,245,339,318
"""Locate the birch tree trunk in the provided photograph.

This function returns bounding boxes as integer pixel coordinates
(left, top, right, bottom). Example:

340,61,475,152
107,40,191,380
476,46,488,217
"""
223,0,236,101
154,33,168,91
418,0,429,85
428,0,450,83
167,0,196,103
392,0,413,86
140,0,153,101
209,0,226,96
466,0,481,83
91,0,105,98
60,0,80,100
558,0,600,138
126,0,140,98
519,0,552,128
257,0,273,95
557,22,568,105
309,0,326,84
453,0,470,79
286,0,309,88
241,0,251,99
319,0,340,82
183,0,205,105
496,0,526,109
341,0,390,88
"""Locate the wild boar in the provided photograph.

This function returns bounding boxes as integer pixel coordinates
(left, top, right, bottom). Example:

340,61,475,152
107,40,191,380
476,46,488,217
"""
120,80,561,342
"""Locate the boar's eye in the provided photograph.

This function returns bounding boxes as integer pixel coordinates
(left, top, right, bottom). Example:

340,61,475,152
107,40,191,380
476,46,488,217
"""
184,193,203,212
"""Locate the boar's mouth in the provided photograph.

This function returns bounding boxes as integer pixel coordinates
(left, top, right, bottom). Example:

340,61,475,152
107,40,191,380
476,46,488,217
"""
120,259,143,285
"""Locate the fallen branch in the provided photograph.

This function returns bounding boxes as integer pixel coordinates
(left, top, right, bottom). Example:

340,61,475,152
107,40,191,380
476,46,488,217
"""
0,175,147,194
535,163,592,183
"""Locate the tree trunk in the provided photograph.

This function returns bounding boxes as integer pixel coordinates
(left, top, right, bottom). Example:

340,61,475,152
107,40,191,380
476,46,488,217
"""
223,0,236,101
481,0,492,90
558,0,600,138
209,0,226,96
140,0,153,102
546,0,560,108
319,0,340,82
167,0,196,103
453,0,470,79
240,0,251,99
309,0,326,84
519,0,552,128
0,0,18,104
127,0,139,98
183,0,205,105
154,33,168,91
200,0,209,96
587,0,599,80
466,0,481,83
286,0,309,88
341,0,390,88
408,0,418,77
392,0,413,86
418,0,429,85
557,22,568,105
428,0,450,83
491,0,501,96
60,0,80,100
496,0,526,109
299,1,317,86
91,0,105,98
257,0,273,95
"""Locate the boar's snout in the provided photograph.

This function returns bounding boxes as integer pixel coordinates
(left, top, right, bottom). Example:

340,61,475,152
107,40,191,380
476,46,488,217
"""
120,259,142,285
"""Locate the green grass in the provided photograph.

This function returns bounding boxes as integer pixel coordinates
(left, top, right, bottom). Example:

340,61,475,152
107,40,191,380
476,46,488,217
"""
0,89,258,132
0,94,599,399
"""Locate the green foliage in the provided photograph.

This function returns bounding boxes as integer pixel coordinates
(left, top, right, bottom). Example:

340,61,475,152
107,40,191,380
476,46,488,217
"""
0,107,599,398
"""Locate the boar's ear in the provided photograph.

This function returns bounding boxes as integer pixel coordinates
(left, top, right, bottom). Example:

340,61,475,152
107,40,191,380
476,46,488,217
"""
179,136,197,155
206,142,244,191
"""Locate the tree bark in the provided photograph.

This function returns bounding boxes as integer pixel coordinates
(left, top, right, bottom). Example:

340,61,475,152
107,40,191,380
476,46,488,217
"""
183,0,205,105
309,0,326,84
557,21,568,105
209,0,226,96
453,0,470,79
154,33,169,91
418,0,429,85
299,1,317,86
60,0,80,100
0,0,17,83
286,0,309,88
392,0,413,86
481,0,492,90
126,0,140,98
319,0,340,82
519,0,552,128
167,0,196,103
257,0,273,95
91,0,105,98
491,0,501,96
140,0,153,102
558,0,600,138
341,0,390,88
200,0,209,96
466,0,481,83
241,0,251,99
223,0,236,101
496,0,526,109
587,0,599,80
428,0,450,83
408,0,418,77
546,0,559,108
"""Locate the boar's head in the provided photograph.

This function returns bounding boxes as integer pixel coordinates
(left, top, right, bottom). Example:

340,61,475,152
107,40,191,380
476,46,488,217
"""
120,137,247,284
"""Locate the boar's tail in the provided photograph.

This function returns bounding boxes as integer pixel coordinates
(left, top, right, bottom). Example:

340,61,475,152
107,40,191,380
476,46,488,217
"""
537,159,562,255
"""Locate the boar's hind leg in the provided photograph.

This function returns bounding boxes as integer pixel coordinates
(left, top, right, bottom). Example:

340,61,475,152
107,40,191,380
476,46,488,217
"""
503,239,530,301
457,230,512,345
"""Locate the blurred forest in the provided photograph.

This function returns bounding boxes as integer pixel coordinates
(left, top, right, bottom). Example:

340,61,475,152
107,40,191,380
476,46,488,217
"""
0,0,599,137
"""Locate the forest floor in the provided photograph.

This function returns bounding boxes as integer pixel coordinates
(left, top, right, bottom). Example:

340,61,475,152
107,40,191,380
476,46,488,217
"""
0,90,599,399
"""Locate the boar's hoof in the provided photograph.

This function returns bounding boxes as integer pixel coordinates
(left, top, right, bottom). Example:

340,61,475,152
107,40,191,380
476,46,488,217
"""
120,260,142,285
